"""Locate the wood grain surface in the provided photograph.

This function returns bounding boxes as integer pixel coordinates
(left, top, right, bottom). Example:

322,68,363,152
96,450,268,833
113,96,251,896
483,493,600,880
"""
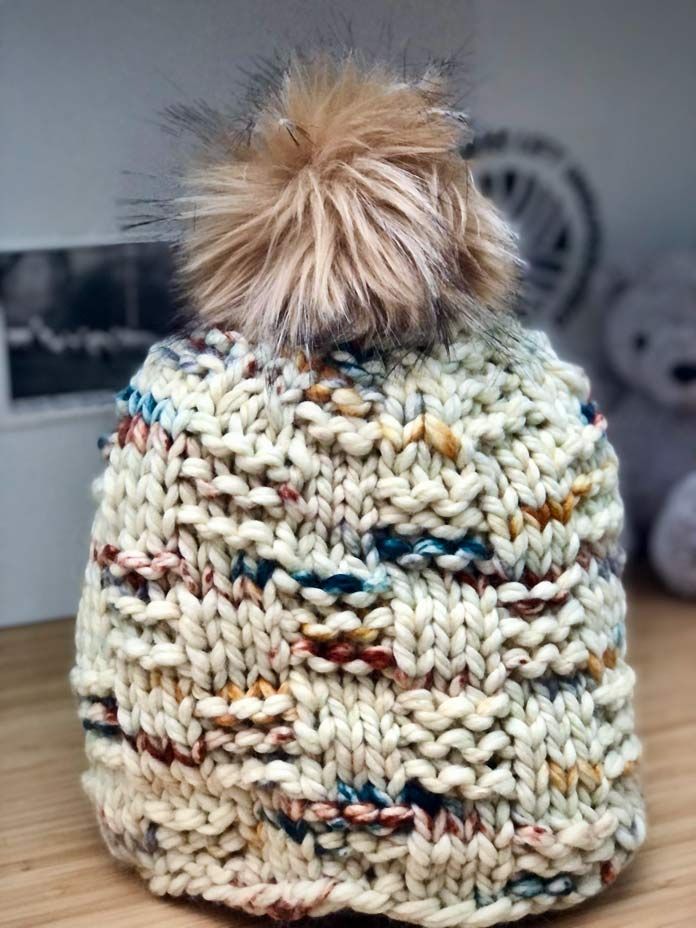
1,579,694,927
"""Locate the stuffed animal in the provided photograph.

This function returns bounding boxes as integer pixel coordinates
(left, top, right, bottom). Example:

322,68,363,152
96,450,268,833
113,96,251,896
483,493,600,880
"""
601,252,696,590
650,471,696,597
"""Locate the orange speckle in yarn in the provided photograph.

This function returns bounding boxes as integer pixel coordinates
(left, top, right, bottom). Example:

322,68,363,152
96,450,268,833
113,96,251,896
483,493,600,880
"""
603,647,618,669
220,682,244,701
578,759,603,787
572,474,593,497
306,383,332,403
403,414,426,446
508,512,523,540
424,415,460,461
601,859,617,885
522,490,579,529
548,761,580,794
349,626,379,644
587,653,605,682
522,502,552,529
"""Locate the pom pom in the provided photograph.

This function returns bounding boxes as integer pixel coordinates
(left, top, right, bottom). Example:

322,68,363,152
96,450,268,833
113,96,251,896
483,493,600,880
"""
174,54,519,350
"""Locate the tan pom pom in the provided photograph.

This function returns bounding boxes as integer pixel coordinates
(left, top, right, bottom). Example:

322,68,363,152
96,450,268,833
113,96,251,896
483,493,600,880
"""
176,54,519,350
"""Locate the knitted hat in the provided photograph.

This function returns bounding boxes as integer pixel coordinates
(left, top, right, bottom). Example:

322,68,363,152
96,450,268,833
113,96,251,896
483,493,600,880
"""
73,55,645,927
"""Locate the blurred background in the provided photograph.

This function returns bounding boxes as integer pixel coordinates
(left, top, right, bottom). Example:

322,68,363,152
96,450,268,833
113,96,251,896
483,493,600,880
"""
1,0,695,626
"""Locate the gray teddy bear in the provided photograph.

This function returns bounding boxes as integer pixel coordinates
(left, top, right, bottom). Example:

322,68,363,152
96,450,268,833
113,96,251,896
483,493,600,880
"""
603,252,696,596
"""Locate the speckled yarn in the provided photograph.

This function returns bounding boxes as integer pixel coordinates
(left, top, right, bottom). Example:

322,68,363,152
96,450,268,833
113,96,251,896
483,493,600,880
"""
73,327,645,926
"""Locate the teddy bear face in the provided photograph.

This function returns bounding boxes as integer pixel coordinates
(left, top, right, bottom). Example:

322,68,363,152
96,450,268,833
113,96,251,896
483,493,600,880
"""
606,257,696,410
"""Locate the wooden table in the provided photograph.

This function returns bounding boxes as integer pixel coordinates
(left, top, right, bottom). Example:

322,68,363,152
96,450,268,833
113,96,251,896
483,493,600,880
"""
1,581,694,927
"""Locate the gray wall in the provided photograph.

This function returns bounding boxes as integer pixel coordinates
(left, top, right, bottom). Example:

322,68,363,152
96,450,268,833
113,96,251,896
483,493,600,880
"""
1,0,694,625
473,0,696,264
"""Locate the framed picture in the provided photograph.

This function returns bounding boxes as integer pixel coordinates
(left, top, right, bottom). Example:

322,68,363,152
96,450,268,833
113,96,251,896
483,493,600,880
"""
0,242,179,424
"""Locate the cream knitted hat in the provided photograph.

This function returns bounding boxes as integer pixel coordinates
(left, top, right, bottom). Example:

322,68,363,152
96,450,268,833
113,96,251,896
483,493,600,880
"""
73,54,645,927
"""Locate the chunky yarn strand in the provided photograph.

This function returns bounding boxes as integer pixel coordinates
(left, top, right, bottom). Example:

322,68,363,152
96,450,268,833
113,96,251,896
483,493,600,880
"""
73,327,644,927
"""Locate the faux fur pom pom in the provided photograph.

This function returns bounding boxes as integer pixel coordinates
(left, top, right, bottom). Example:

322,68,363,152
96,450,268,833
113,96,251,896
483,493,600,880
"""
174,55,519,351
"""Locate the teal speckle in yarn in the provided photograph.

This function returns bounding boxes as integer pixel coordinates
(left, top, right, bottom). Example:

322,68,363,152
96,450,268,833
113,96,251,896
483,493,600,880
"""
546,875,575,896
357,782,392,807
362,567,390,593
141,393,157,423
116,383,176,430
337,781,359,804
508,873,575,898
275,811,309,844
372,529,492,565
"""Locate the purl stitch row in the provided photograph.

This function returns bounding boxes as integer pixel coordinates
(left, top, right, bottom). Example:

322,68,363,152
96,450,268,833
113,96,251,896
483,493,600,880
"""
73,327,644,926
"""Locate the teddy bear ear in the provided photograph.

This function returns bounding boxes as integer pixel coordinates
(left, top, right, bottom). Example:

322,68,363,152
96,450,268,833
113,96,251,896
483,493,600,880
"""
172,53,520,351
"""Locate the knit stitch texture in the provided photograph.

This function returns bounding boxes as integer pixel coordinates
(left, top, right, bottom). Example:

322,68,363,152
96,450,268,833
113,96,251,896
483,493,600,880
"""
73,327,644,926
